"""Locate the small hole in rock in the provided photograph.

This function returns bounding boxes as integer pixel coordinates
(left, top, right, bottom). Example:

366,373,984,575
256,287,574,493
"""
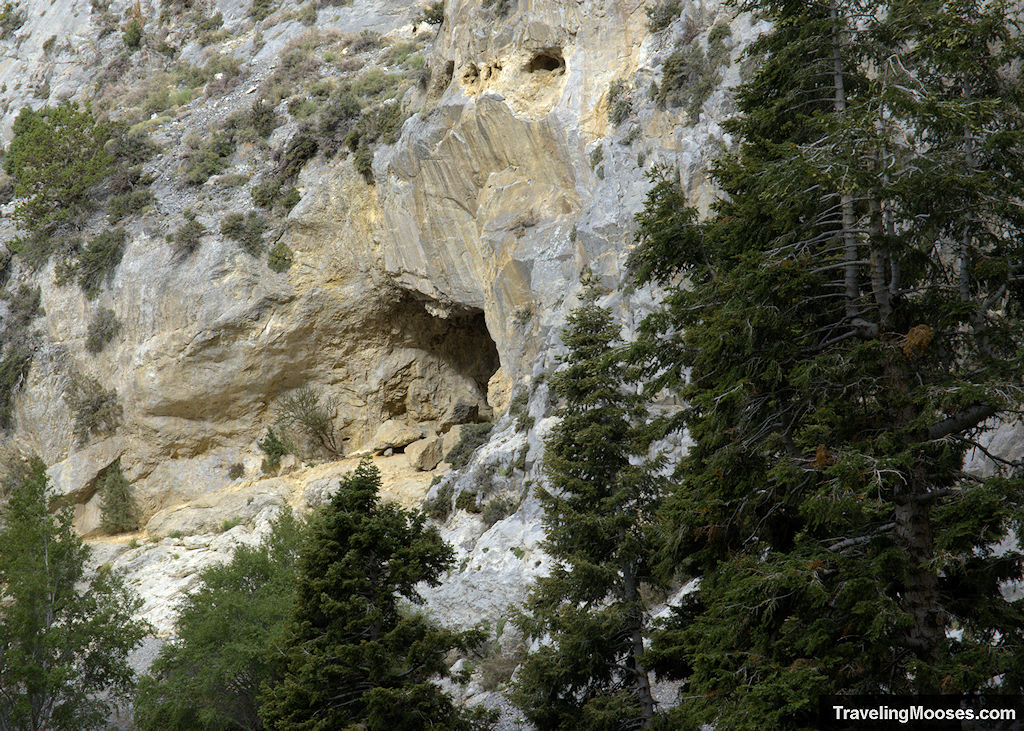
525,52,564,74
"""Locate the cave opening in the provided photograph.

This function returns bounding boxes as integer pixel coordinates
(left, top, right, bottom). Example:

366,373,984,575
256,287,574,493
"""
376,293,500,429
525,51,565,74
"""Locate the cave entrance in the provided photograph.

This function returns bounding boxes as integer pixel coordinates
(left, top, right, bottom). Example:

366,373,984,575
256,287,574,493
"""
377,293,500,430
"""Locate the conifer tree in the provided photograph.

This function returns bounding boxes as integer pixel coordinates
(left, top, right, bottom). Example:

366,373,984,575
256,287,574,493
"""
512,280,663,729
98,458,138,535
135,510,304,731
258,459,491,730
0,455,148,730
631,1,1024,727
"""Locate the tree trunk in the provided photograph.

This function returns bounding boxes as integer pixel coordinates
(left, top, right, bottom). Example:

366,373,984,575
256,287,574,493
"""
622,562,655,726
832,1,859,321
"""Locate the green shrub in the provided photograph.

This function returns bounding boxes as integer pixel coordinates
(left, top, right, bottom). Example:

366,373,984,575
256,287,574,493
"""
77,228,127,299
421,483,454,521
352,145,374,184
223,100,279,144
481,493,518,527
316,91,362,157
608,80,632,126
268,240,293,272
276,131,318,180
658,29,730,119
416,1,444,25
169,210,206,257
3,284,42,334
220,211,266,256
66,374,121,446
384,41,422,67
646,0,681,32
122,18,143,49
455,490,479,513
99,459,138,534
219,518,241,532
0,2,27,39
444,422,492,468
297,2,316,25
183,132,235,185
251,179,279,209
5,102,113,235
280,187,301,212
258,428,291,470
251,0,275,21
85,307,121,354
288,98,320,119
0,345,32,430
228,463,244,479
275,385,340,455
107,187,153,223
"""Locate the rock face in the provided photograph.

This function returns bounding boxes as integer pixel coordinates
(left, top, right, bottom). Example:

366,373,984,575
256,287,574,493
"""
0,0,756,669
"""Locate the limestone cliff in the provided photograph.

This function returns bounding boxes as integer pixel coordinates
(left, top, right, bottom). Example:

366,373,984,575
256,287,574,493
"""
0,0,757,695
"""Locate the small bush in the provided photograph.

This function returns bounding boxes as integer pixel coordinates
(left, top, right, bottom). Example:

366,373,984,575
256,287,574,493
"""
228,463,244,479
219,518,241,532
223,100,279,144
0,345,32,430
352,145,374,184
646,0,681,32
445,422,492,469
280,187,301,212
77,228,127,299
66,374,121,446
183,133,235,185
170,210,206,257
481,493,518,527
258,427,291,470
107,187,153,223
275,386,340,455
85,307,121,354
251,179,279,210
99,459,138,534
251,0,275,21
3,284,42,334
608,80,632,126
421,483,454,521
220,212,266,256
455,490,479,513
659,28,730,119
416,1,443,25
0,2,27,39
122,18,143,50
268,240,293,273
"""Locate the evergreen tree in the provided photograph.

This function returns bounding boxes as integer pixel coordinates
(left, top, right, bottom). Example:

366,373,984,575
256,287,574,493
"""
0,455,148,731
259,459,491,730
134,510,304,731
4,101,113,235
630,1,1024,728
512,280,664,730
98,458,138,535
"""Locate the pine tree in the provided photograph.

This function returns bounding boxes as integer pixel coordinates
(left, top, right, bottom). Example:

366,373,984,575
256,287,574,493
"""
99,458,138,534
512,280,664,730
258,459,492,730
631,1,1024,727
4,101,113,235
0,455,149,730
135,509,304,731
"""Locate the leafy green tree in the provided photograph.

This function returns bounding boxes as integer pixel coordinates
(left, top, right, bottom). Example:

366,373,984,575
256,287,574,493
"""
134,510,304,731
4,102,113,235
0,455,148,730
631,1,1024,728
98,459,138,535
259,459,491,730
512,280,663,730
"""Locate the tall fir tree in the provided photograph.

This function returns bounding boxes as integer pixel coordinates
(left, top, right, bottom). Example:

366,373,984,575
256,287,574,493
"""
258,459,491,731
631,1,1024,728
512,279,664,730
98,458,138,535
0,455,148,731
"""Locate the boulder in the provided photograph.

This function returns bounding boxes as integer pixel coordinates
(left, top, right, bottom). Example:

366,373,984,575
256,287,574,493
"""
371,419,424,452
406,436,443,471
